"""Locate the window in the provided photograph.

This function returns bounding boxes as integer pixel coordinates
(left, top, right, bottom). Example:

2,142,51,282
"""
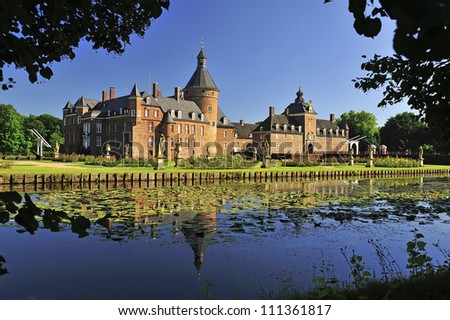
207,105,213,112
149,122,154,132
192,139,195,148
77,116,81,124
108,110,111,117
177,124,181,134
200,114,205,121
191,125,195,134
223,117,228,125
178,110,182,119
185,124,189,135
96,136,102,147
170,138,174,147
171,125,174,133
191,112,196,120
200,126,204,136
224,130,228,138
64,118,67,125
224,142,227,150
131,110,135,117
144,109,149,117
120,108,123,115
114,123,117,132
275,133,279,139
96,122,102,133
137,110,141,117
308,118,312,128
212,121,216,127
185,138,189,148
148,136,154,147
154,110,159,118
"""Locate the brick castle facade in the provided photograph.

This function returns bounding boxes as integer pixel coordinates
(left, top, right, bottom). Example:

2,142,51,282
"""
62,49,349,160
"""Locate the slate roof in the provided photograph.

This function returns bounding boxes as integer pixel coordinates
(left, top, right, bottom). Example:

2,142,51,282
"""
184,49,219,90
284,86,317,115
254,114,302,134
316,119,339,130
217,107,235,128
233,122,258,139
74,96,99,109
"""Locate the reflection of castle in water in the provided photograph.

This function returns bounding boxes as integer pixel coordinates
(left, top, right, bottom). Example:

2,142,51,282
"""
181,212,216,279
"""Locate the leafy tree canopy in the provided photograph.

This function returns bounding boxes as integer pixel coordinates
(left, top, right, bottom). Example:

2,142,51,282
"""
337,110,380,148
0,0,170,90
379,112,428,152
0,104,30,154
326,0,450,137
326,0,450,61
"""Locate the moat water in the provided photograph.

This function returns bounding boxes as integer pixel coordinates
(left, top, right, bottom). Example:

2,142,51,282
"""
1,176,450,299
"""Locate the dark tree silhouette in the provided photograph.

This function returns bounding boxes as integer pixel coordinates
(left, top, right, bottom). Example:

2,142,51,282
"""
0,0,170,90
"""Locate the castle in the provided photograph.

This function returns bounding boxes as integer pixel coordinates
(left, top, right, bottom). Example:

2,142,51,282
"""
62,48,350,160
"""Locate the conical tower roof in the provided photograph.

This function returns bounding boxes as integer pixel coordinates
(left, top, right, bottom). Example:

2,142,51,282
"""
184,49,218,91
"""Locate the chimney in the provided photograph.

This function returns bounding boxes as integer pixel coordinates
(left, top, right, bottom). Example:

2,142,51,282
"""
269,106,275,117
102,90,108,102
153,82,159,99
330,113,335,123
239,119,244,126
109,87,116,100
174,86,181,101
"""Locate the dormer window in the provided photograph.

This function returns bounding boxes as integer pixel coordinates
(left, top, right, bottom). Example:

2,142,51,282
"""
119,108,122,115
316,127,320,134
200,114,205,121
177,110,182,119
108,110,111,117
249,133,253,138
223,117,228,125
298,125,302,133
145,97,151,104
170,110,175,118
283,124,287,131
275,123,280,130
191,112,196,120
291,125,295,131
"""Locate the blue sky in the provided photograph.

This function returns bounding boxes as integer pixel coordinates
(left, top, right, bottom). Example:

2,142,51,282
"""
1,0,410,126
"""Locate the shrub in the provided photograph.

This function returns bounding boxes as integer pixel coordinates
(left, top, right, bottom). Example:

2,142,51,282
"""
0,160,13,169
178,155,258,169
374,156,420,168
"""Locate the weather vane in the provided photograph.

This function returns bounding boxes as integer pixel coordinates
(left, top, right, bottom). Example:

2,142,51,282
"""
201,37,204,50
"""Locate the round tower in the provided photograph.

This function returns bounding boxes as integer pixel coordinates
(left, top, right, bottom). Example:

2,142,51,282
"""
183,48,220,156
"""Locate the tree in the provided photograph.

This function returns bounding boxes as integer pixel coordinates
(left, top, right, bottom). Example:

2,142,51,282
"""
337,110,379,149
325,1,450,137
0,0,170,90
380,112,428,152
0,104,30,155
326,0,450,61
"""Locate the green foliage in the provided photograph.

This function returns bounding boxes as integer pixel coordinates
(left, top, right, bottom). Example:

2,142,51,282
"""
406,229,434,279
0,0,170,89
336,110,379,148
0,104,30,155
0,160,13,169
179,155,259,169
374,156,419,168
380,112,429,152
326,0,450,61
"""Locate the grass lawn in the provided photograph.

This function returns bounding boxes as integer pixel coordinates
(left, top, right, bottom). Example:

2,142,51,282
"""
1,159,450,175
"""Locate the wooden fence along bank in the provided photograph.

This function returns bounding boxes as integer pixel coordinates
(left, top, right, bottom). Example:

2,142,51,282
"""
1,168,450,191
